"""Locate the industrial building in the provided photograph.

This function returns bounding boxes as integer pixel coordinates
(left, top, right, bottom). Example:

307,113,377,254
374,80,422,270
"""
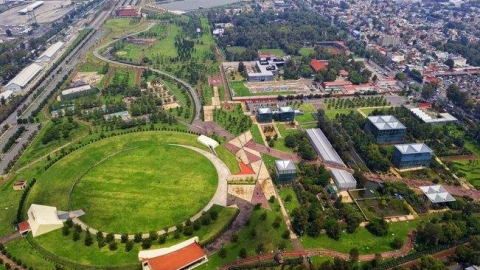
0,90,14,102
330,168,357,190
115,6,140,17
419,185,455,206
364,115,406,143
406,106,458,125
36,41,64,63
18,1,44,14
274,159,296,184
393,143,432,169
60,85,98,100
4,63,43,92
247,59,283,82
256,107,273,123
306,128,345,166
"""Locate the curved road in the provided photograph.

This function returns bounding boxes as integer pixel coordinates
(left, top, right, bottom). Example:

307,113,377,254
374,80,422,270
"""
93,24,202,122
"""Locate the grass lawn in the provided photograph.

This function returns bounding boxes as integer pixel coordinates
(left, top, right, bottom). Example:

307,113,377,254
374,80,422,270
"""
261,154,278,170
258,48,286,57
144,23,179,59
302,219,421,254
278,186,300,214
294,103,317,123
5,238,57,269
357,106,393,117
213,104,251,136
27,131,218,234
452,160,480,188
17,205,237,268
196,201,292,270
325,109,356,119
310,256,334,268
15,121,89,169
299,47,315,57
216,145,240,174
229,81,295,97
226,46,247,53
250,125,264,144
104,18,139,33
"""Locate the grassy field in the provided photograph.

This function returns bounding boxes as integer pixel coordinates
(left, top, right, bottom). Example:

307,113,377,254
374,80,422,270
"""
144,23,179,59
216,145,240,174
9,205,237,268
302,219,420,254
226,46,247,53
452,160,480,188
229,81,295,97
325,109,356,119
278,186,300,214
299,47,315,57
27,131,218,234
294,103,317,123
258,48,286,57
250,125,264,144
272,123,296,154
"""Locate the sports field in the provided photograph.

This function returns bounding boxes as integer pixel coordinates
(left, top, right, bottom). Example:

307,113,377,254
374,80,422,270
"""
27,131,218,234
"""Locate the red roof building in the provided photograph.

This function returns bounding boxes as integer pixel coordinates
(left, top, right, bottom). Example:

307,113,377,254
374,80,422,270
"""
141,241,207,270
18,221,30,235
116,6,140,18
13,180,27,191
310,59,329,72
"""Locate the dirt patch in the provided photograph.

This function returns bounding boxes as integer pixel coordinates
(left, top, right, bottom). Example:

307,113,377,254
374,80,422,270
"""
163,102,180,110
116,51,127,56
72,72,105,86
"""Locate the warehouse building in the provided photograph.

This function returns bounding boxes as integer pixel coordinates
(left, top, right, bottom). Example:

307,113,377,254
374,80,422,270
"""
0,90,14,102
393,143,432,169
36,41,64,63
274,159,296,184
18,1,44,14
406,106,458,125
60,85,98,100
256,107,273,123
306,128,345,166
4,63,43,92
330,168,357,190
364,115,406,143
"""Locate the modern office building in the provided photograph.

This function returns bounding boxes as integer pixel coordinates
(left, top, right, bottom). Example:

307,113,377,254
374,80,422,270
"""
393,143,433,169
419,185,455,207
274,160,296,184
364,115,406,143
330,168,357,190
276,106,295,122
256,108,273,123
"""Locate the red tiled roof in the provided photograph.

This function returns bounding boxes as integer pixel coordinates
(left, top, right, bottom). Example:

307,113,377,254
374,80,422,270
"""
339,69,349,76
144,242,206,270
323,81,352,87
310,59,329,72
14,181,26,186
18,221,30,233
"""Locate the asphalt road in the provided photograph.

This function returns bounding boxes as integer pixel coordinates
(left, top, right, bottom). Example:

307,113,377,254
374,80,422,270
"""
0,124,39,173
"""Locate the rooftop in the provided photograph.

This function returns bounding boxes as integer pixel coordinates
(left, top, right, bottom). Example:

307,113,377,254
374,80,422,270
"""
394,143,432,154
258,107,272,114
419,185,455,203
6,63,43,89
61,85,92,96
275,159,295,171
330,168,357,186
140,239,206,270
367,115,406,130
38,41,64,59
306,128,345,166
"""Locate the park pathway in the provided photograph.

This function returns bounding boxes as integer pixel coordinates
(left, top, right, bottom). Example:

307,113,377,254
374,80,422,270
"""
244,141,301,162
0,231,21,244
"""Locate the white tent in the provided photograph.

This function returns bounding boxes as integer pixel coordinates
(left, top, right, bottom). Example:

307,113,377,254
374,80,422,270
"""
197,135,219,149
27,204,64,237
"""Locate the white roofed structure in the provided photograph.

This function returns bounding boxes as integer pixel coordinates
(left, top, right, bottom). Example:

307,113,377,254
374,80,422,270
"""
367,115,405,130
306,128,345,166
37,41,64,62
0,90,14,102
330,168,357,190
407,107,457,124
394,143,432,155
27,204,64,237
419,185,455,204
18,1,44,14
197,135,219,149
4,63,43,92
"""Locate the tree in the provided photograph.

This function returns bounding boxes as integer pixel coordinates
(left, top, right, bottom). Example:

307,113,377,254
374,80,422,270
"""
125,240,134,252
349,247,359,262
325,219,341,240
446,84,468,106
395,72,406,82
239,247,247,258
84,231,93,246
366,218,389,236
141,239,152,249
421,83,435,100
134,233,142,243
219,246,227,258
390,236,404,249
121,234,128,243
5,29,12,37
445,58,454,70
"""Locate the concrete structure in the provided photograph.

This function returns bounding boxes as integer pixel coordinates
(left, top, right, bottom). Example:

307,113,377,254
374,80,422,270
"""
36,41,64,62
247,59,283,82
27,204,64,237
60,85,97,100
139,237,207,270
197,135,219,149
393,143,432,169
330,168,357,190
256,107,273,123
0,90,14,102
18,1,44,14
451,56,467,67
274,159,296,184
4,63,43,92
406,106,458,125
306,128,345,166
419,185,455,206
364,115,406,143
378,35,400,47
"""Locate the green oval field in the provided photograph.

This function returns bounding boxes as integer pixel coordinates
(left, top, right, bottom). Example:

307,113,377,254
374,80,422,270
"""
27,131,218,234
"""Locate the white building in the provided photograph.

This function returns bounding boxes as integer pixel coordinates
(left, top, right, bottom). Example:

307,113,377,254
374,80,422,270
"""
197,135,219,149
36,41,64,63
27,204,64,237
451,56,467,67
18,1,44,14
419,185,455,205
4,63,43,92
0,90,14,102
330,168,357,190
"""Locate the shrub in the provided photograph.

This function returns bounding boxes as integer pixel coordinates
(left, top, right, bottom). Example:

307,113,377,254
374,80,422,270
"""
231,234,238,243
183,226,193,236
109,241,118,251
149,231,158,241
84,231,93,246
134,233,142,243
282,230,290,239
158,235,166,244
125,240,134,252
62,225,70,236
121,234,128,243
390,236,404,249
209,210,218,221
141,239,152,249
239,248,247,258
72,231,80,241
219,247,227,258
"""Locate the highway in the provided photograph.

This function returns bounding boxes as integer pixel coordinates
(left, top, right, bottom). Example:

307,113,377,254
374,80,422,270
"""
0,2,118,174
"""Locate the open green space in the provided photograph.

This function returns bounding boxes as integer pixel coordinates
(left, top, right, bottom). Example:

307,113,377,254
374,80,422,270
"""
278,186,300,214
258,48,286,57
324,109,356,119
452,160,480,188
250,124,264,144
299,47,315,57
302,219,420,254
104,18,142,34
216,145,240,174
229,81,295,97
27,131,218,234
226,46,247,53
294,103,317,123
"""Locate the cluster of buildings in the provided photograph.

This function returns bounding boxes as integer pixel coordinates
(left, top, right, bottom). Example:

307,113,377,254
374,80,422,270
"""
115,6,140,17
247,58,285,82
256,106,295,123
2,40,64,98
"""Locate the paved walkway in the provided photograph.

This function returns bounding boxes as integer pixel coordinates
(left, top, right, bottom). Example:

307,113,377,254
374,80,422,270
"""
0,231,21,244
0,252,25,269
72,144,231,240
244,141,301,162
